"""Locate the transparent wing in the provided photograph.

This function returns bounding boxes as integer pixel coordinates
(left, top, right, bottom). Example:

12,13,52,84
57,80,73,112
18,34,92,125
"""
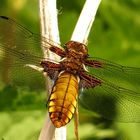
84,57,140,92
0,16,61,51
0,16,54,90
79,71,140,122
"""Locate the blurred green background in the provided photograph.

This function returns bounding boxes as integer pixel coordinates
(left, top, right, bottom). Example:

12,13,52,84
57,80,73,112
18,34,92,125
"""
0,0,140,140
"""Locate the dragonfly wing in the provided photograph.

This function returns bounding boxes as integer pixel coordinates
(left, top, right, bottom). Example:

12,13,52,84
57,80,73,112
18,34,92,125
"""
0,51,45,90
0,16,48,90
84,57,140,92
0,16,62,52
79,72,140,122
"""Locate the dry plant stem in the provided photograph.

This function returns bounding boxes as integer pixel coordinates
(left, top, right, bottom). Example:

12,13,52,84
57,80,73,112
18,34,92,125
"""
38,0,102,140
38,114,55,140
71,0,102,139
38,0,66,140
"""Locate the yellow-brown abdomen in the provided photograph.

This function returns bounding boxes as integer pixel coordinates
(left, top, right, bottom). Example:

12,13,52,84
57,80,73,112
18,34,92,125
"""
48,72,78,128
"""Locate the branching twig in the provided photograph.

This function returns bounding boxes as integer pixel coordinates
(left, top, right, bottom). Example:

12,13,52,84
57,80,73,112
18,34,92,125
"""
38,0,102,140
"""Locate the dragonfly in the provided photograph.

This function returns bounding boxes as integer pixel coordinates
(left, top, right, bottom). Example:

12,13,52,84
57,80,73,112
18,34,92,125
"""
0,16,140,128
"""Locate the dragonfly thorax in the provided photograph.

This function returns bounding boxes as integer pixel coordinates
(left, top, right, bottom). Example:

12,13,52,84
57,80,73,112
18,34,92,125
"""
60,57,84,75
65,41,88,59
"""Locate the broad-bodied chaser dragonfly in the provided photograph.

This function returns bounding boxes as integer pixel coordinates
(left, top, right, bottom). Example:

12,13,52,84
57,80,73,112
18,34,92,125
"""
0,16,140,128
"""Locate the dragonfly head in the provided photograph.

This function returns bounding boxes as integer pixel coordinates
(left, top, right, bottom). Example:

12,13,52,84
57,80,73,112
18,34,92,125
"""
65,41,88,59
